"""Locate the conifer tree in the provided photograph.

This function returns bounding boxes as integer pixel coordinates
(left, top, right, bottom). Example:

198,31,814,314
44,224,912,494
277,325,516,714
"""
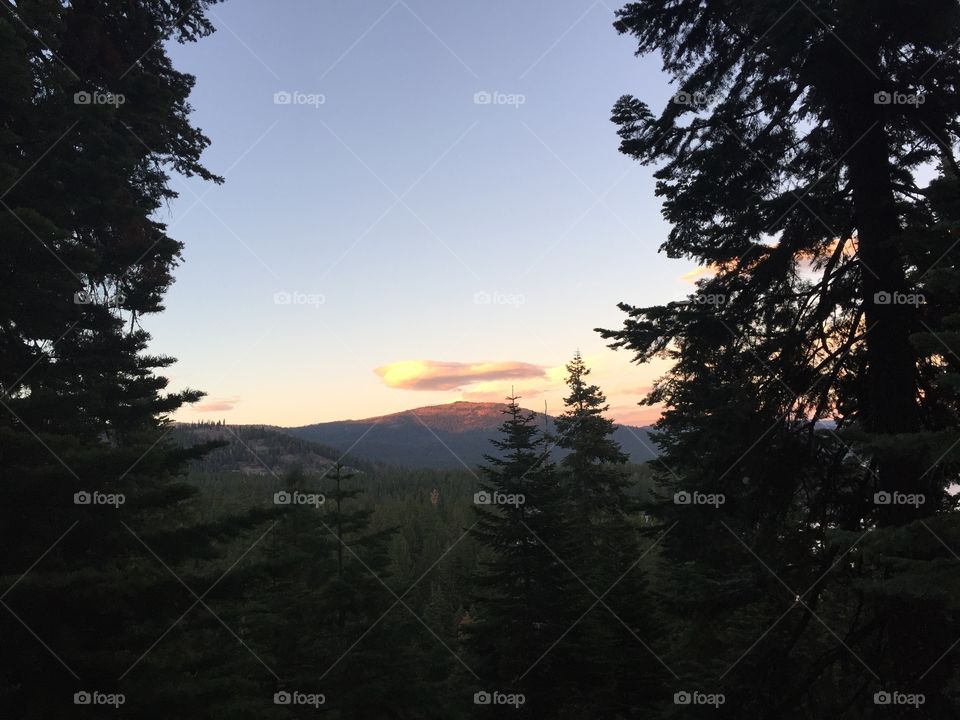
555,351,631,515
601,1,960,715
466,396,575,718
554,352,666,716
0,1,271,716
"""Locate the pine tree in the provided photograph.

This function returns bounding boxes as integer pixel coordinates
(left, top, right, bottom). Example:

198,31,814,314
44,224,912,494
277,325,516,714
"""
554,352,666,716
0,1,272,716
555,351,631,516
600,1,960,715
465,396,575,718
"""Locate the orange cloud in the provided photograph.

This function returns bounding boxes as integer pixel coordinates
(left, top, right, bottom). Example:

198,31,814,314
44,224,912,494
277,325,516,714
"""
679,265,717,283
375,360,546,391
194,396,240,413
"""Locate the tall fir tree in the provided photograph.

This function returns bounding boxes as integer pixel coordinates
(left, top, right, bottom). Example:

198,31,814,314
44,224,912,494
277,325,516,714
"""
554,352,666,716
0,1,272,716
465,396,577,718
601,1,960,716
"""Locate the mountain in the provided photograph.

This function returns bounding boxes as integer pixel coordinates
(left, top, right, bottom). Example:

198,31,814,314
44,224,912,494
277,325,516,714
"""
283,401,658,470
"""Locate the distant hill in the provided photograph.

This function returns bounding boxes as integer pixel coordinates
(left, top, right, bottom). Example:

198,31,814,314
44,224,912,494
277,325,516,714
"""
283,401,658,470
170,423,374,477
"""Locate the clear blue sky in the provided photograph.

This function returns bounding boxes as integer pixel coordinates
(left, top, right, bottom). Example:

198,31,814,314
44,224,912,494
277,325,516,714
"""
148,0,691,425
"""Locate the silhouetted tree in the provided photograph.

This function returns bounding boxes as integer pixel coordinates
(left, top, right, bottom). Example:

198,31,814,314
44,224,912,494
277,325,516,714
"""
0,1,273,716
602,1,960,716
466,396,576,718
554,352,666,716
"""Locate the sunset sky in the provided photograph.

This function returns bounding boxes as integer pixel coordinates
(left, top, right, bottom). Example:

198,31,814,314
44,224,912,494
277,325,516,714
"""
148,0,695,427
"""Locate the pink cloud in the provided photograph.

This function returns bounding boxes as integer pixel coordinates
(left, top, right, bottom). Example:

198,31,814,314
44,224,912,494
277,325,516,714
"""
194,397,240,413
375,360,546,391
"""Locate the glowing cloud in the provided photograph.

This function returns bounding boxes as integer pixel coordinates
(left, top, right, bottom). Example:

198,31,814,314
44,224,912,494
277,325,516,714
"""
375,360,546,391
680,265,716,283
194,396,240,413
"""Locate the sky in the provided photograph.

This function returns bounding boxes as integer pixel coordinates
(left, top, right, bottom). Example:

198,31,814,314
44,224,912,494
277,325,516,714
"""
148,0,694,427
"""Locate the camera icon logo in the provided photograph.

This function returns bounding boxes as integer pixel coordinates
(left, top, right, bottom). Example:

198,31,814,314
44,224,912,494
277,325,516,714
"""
473,491,492,505
673,491,691,505
274,690,292,704
874,91,892,105
473,691,492,705
674,691,692,705
474,91,492,105
274,91,292,105
74,91,92,105
874,691,891,705
73,691,92,704
874,491,891,505
873,291,892,305
74,491,92,505
274,491,292,505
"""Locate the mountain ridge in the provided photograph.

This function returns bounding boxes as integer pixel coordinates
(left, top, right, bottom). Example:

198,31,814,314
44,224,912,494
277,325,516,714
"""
283,400,657,469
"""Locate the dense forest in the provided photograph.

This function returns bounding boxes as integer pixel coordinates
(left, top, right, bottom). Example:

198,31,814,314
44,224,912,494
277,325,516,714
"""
2,0,959,718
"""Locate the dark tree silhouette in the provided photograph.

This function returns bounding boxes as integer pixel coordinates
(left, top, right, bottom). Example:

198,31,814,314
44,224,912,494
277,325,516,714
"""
0,1,271,717
601,1,960,716
465,396,576,718
554,352,666,716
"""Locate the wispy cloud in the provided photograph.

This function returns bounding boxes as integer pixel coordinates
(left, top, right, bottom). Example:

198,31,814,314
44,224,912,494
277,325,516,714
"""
375,360,546,391
679,265,717,283
194,397,240,412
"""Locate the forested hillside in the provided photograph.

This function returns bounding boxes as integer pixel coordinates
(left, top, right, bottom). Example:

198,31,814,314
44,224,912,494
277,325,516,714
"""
171,422,375,476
